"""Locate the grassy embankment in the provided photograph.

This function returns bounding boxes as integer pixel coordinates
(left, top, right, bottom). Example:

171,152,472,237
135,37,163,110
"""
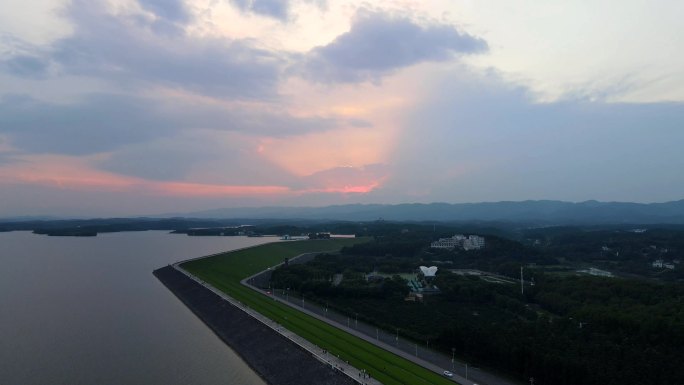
181,239,458,385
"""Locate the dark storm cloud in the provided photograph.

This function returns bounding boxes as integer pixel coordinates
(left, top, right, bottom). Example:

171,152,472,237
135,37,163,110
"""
0,93,361,155
299,10,487,83
231,0,290,21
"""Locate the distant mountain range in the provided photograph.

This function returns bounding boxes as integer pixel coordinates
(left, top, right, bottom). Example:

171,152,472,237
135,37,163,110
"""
168,199,684,225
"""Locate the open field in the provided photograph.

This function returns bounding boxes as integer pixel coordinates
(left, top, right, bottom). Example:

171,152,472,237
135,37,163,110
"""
181,240,458,385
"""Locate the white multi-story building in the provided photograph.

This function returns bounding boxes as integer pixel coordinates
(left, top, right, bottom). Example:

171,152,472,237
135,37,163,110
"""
463,235,486,250
431,234,485,250
430,235,463,249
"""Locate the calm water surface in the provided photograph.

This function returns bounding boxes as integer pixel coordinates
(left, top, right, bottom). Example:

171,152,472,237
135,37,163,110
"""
0,231,276,385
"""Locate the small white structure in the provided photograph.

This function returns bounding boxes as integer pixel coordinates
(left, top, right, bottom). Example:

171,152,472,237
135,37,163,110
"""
588,268,613,277
419,266,438,277
652,259,664,268
578,267,613,277
664,263,675,270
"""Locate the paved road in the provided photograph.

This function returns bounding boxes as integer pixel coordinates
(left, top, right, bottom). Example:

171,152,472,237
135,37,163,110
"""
244,254,522,385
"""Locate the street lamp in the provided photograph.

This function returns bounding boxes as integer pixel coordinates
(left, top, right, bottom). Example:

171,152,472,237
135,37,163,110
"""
395,328,399,346
355,313,358,328
451,348,455,371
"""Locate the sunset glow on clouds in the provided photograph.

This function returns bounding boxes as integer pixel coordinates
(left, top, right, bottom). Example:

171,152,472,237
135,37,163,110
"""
1,0,684,216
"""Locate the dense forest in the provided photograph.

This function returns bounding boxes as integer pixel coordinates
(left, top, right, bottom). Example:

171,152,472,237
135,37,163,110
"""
524,227,684,280
270,229,684,385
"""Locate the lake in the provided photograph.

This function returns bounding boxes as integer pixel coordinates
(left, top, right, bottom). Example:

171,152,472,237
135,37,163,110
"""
0,231,276,385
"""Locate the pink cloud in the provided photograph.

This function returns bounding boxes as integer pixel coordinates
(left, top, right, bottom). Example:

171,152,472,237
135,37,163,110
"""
0,155,386,200
151,182,290,197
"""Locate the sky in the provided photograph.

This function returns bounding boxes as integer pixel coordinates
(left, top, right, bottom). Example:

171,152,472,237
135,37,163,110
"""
1,0,683,216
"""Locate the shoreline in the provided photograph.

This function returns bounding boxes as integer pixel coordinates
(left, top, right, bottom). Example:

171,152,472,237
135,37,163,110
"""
153,265,357,385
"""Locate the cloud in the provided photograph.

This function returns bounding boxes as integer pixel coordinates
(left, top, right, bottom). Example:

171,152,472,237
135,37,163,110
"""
299,9,487,83
0,93,358,156
56,1,286,99
0,0,287,100
383,68,684,203
231,0,290,21
298,164,389,193
0,33,52,79
138,0,190,23
95,131,298,185
137,0,192,36
0,94,167,155
1,54,50,78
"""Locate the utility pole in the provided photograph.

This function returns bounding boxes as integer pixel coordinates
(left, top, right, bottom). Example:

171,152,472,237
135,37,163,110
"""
520,266,524,295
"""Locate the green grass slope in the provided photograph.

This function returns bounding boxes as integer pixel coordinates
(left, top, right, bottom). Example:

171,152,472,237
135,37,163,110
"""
181,239,457,385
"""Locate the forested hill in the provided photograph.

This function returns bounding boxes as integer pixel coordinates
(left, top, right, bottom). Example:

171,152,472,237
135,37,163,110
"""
174,199,684,224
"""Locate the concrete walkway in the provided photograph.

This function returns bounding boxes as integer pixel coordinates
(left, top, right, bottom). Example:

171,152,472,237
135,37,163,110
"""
173,261,379,385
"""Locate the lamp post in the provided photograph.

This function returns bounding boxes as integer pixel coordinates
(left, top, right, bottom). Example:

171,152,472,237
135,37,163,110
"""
355,313,358,328
395,328,399,346
451,348,455,371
